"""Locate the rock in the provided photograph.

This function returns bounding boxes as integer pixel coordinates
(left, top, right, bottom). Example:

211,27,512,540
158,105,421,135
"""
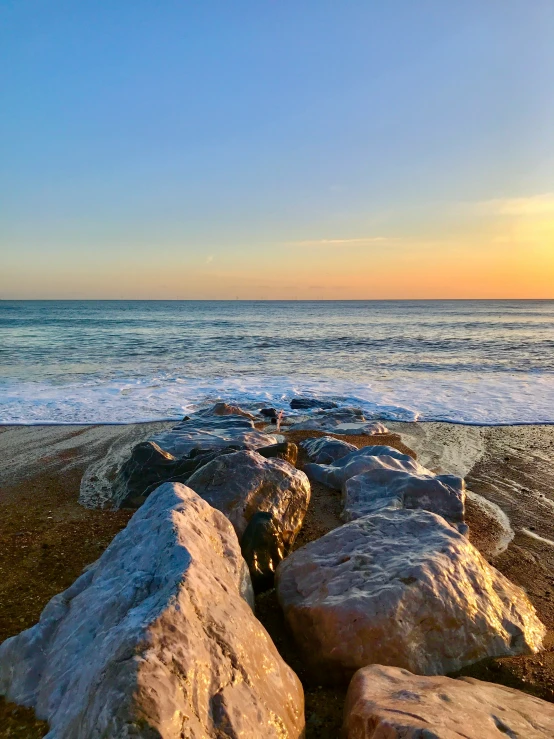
342,468,467,533
288,407,388,435
187,450,310,543
241,511,288,592
300,436,357,464
112,442,241,509
290,398,338,410
0,483,305,737
257,441,298,466
276,508,545,682
260,407,278,418
198,401,256,419
343,664,554,738
331,421,389,436
149,412,277,457
304,445,420,489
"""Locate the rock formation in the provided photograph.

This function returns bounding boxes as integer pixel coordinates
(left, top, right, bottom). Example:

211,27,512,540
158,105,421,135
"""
276,508,545,682
304,445,420,489
300,435,357,464
0,483,305,738
342,467,467,532
343,664,554,738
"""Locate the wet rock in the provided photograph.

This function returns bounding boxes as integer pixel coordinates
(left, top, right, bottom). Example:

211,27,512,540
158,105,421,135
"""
290,398,338,410
343,664,554,738
342,467,467,533
197,401,256,419
187,450,310,544
257,441,298,466
241,511,288,592
304,445,420,489
300,436,357,464
331,421,389,435
276,508,545,682
0,483,305,738
112,442,240,509
260,407,279,418
289,407,387,435
149,413,276,457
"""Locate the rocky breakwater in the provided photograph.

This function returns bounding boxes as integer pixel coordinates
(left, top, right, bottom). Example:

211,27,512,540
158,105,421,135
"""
343,664,554,738
0,483,305,738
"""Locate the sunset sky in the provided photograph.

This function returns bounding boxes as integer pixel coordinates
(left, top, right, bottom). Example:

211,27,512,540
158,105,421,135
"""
1,1,553,299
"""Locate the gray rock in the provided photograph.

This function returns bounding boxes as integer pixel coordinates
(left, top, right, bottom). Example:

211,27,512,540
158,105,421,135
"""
276,508,545,682
342,467,467,533
331,421,389,435
300,436,357,464
112,442,240,509
150,412,276,457
0,483,305,738
304,445,420,489
187,450,310,544
290,398,338,410
343,664,554,738
196,401,256,419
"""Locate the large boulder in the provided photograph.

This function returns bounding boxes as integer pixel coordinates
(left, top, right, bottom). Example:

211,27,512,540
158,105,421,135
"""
343,664,554,738
187,450,311,585
149,413,277,457
300,436,357,464
112,441,240,508
276,509,545,682
187,450,310,543
342,467,467,533
304,445,420,489
0,483,305,738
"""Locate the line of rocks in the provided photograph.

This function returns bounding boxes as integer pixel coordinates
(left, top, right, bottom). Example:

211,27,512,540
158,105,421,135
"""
1,400,553,738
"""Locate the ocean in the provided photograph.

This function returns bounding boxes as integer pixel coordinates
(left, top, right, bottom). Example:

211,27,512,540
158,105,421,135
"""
1,300,553,425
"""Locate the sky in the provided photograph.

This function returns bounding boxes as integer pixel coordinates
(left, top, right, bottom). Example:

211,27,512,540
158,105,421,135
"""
1,0,553,299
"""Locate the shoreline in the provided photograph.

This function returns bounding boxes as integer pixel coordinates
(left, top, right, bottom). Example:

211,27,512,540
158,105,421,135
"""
2,419,554,736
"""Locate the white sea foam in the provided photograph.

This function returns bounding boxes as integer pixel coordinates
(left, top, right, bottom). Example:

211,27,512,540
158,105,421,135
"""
2,372,554,426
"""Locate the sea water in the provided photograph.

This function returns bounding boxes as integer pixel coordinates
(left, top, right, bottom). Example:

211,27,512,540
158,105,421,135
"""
1,300,553,425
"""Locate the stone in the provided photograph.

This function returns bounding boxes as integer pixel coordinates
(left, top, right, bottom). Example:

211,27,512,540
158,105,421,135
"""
241,511,288,592
331,421,389,436
0,483,305,738
276,508,545,682
343,664,554,738
187,450,310,544
304,445,420,489
342,467,467,533
290,398,338,410
257,441,298,466
288,407,388,435
198,401,256,419
300,436,357,464
260,407,279,418
149,412,277,457
112,441,240,509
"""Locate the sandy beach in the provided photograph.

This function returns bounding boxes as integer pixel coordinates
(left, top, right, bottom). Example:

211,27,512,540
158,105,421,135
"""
1,420,554,737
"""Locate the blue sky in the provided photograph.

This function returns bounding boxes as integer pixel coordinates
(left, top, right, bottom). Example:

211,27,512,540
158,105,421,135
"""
1,1,553,298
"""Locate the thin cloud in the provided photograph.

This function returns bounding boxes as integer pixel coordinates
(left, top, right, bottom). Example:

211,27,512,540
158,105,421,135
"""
283,237,390,248
471,193,554,217
205,255,214,264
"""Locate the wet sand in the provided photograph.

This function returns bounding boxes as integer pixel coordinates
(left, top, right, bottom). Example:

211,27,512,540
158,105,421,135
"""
1,421,554,737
